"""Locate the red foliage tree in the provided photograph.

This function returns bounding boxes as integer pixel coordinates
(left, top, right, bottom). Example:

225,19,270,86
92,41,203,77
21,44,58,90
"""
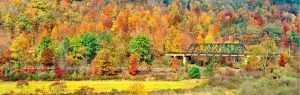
279,54,287,67
128,54,139,75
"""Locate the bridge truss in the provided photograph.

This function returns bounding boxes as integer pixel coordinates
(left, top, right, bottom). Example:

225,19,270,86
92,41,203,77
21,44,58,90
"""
184,43,246,57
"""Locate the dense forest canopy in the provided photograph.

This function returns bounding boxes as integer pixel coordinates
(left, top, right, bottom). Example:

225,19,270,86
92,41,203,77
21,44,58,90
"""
0,0,299,66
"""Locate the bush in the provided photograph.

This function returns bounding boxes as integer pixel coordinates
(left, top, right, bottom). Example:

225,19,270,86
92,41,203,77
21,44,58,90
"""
38,71,55,80
74,86,95,95
162,56,172,65
8,72,27,81
49,81,67,94
54,66,63,78
16,80,29,88
127,82,148,95
28,74,39,80
35,88,47,94
278,51,288,67
204,62,215,77
187,65,201,79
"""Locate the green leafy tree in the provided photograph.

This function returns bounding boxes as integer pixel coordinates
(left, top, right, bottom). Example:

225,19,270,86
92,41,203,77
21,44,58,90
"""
80,32,100,62
288,29,300,46
36,36,54,57
129,35,152,64
14,14,32,33
264,23,283,41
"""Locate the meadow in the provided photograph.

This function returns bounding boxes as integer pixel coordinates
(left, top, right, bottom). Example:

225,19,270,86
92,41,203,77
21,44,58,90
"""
0,80,201,94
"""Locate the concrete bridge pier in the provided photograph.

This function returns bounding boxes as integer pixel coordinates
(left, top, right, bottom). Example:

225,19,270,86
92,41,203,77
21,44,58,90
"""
167,54,187,65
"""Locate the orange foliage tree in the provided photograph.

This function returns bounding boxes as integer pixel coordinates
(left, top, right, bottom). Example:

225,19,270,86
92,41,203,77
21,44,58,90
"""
171,57,180,72
128,53,139,75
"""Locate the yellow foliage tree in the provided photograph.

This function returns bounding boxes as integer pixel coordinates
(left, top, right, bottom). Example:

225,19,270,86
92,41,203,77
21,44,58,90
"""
164,26,181,52
10,33,35,65
199,13,211,32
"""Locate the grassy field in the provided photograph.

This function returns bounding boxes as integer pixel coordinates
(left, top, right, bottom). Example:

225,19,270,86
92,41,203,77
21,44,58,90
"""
0,80,201,94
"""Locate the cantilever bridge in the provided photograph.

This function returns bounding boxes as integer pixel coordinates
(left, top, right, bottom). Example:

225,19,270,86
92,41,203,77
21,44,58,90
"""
165,43,246,64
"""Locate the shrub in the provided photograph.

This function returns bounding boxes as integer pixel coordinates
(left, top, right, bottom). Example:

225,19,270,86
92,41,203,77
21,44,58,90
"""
54,66,63,78
74,86,95,95
128,53,139,75
111,88,118,93
204,62,215,77
38,71,55,80
49,81,67,94
70,72,78,80
28,74,39,80
16,80,29,88
187,65,201,79
278,51,288,67
162,56,172,65
127,82,148,95
35,88,46,94
11,72,27,81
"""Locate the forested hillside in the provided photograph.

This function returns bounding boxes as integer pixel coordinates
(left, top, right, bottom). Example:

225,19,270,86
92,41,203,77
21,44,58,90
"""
0,0,299,94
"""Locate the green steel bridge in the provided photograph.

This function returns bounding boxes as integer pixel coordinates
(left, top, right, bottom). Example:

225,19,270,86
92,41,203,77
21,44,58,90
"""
165,43,246,64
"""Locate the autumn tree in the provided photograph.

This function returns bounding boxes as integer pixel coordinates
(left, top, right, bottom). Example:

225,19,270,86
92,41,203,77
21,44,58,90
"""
165,26,181,52
9,33,35,65
128,53,139,75
14,13,33,33
279,51,288,67
41,48,54,66
171,57,180,72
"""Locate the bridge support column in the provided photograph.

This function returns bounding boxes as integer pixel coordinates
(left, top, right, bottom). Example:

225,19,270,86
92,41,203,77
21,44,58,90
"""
183,56,186,65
